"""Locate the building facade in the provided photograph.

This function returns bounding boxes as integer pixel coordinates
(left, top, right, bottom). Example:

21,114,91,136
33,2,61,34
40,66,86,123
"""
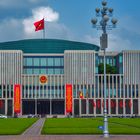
0,39,140,117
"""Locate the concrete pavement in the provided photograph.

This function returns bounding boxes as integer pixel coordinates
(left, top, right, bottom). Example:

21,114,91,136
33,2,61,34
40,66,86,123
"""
0,135,140,140
22,118,45,136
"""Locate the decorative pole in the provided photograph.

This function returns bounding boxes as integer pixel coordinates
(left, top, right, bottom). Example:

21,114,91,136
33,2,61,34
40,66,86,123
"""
91,0,118,138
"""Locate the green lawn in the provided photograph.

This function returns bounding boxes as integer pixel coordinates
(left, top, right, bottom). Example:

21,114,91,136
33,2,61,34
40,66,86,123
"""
108,118,140,128
0,118,38,135
42,118,140,135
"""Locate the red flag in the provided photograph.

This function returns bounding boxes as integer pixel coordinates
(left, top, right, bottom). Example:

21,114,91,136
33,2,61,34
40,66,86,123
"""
92,100,96,108
97,100,101,108
34,18,44,31
129,99,132,108
79,91,84,99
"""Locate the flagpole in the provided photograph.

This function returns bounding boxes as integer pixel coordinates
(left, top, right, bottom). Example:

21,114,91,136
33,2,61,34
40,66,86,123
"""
43,18,45,39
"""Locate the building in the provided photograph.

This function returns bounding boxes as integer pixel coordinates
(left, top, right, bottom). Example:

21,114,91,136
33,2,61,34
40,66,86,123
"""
0,39,140,117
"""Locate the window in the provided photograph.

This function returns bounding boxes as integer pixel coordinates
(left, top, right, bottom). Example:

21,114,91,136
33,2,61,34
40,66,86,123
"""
48,69,54,74
26,58,33,66
119,55,123,63
55,69,61,74
96,67,98,74
47,58,54,66
106,58,109,64
119,67,123,74
40,69,46,74
54,58,61,66
113,59,116,66
26,69,33,74
61,58,64,66
33,69,40,74
33,58,40,66
110,59,113,66
40,58,46,66
60,69,64,74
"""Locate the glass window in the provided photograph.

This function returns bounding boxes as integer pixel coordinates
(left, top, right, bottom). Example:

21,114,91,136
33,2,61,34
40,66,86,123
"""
26,58,33,66
60,69,64,74
100,58,103,63
113,59,116,66
106,58,109,64
55,69,61,74
47,58,54,66
119,67,123,74
54,58,61,66
61,58,64,66
110,59,113,66
40,58,46,66
96,67,98,74
33,58,40,66
40,69,46,74
34,69,40,74
26,69,33,74
48,69,54,74
119,55,123,63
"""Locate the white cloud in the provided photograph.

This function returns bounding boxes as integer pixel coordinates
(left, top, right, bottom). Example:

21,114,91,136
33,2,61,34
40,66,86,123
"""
84,35,99,46
23,6,59,37
0,6,73,42
107,33,132,51
84,33,132,52
0,19,24,42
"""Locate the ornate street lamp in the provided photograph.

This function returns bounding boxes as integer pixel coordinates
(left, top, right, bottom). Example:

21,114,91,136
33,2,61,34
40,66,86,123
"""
91,0,118,138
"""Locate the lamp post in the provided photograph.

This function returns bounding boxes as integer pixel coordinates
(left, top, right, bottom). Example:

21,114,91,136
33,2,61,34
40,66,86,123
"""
91,0,117,138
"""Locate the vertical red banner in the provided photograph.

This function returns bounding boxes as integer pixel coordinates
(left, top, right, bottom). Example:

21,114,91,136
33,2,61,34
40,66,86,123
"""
66,84,72,113
14,84,21,113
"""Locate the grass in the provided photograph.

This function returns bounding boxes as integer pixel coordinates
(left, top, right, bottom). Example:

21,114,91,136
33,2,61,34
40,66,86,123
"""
108,118,140,128
42,118,103,134
42,118,140,135
0,118,38,135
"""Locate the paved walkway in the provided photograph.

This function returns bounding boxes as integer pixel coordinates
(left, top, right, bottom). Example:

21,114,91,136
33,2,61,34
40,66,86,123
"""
22,118,45,136
0,135,140,140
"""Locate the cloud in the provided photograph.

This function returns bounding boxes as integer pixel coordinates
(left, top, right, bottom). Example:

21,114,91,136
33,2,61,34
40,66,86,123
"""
0,6,73,42
0,19,24,41
84,31,133,52
45,22,74,40
84,15,140,51
23,6,59,37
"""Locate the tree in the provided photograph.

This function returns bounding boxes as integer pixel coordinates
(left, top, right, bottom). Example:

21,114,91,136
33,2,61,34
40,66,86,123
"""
98,63,117,74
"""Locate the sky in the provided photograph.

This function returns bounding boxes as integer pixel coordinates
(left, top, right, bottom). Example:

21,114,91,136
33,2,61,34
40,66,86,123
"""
0,0,140,51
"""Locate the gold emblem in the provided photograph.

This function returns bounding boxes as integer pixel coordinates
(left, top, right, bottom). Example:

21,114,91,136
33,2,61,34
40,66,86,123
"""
39,75,48,84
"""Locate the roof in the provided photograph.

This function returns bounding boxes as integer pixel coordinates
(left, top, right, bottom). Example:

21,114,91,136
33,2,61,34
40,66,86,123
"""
0,39,100,53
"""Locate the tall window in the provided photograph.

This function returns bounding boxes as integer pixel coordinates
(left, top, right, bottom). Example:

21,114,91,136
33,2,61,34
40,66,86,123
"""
26,69,33,74
119,55,123,63
48,69,54,74
54,58,61,66
40,58,46,66
47,58,54,66
26,58,33,66
33,58,40,66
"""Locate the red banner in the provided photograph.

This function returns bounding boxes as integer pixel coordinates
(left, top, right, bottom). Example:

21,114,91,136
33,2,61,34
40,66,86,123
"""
92,100,130,109
66,84,72,113
14,84,21,113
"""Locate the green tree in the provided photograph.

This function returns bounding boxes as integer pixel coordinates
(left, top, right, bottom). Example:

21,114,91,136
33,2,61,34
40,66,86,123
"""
98,63,117,74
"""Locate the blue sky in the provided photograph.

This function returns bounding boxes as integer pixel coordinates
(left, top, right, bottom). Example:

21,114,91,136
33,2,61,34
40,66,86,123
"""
0,0,140,51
